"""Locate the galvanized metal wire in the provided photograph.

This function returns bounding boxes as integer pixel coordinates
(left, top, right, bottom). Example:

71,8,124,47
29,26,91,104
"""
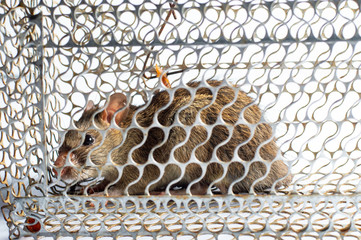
1,0,361,239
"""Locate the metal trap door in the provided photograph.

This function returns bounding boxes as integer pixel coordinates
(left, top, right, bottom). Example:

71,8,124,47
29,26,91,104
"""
0,5,47,239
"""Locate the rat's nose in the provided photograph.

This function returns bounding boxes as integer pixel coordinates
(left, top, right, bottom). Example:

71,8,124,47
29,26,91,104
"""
54,152,76,169
53,152,68,177
53,152,76,178
54,152,68,168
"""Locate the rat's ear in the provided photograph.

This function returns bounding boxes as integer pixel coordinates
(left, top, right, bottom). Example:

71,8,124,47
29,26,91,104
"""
85,100,96,112
100,93,129,125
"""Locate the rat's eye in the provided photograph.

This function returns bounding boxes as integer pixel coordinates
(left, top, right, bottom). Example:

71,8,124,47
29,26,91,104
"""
83,134,95,146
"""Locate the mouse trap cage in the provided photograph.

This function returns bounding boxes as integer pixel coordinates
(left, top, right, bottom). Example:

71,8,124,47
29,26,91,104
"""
2,0,361,239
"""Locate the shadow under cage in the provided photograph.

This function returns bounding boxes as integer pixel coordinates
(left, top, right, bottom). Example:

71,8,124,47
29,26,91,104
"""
1,0,361,239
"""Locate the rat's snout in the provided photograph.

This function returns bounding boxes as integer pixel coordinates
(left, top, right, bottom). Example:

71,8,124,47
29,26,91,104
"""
54,152,67,168
53,152,76,177
54,152,76,167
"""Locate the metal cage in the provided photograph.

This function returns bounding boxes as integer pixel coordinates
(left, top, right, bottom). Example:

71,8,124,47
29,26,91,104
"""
1,0,361,239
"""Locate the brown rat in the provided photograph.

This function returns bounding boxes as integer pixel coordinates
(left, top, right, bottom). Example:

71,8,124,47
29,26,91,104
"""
53,80,292,195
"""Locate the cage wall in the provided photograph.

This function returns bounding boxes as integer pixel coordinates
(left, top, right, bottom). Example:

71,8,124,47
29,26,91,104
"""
2,0,361,239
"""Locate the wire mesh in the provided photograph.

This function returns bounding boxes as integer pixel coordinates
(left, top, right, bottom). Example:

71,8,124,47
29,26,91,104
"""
1,0,361,239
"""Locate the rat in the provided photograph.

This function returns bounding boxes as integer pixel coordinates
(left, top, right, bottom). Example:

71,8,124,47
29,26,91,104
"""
53,80,292,195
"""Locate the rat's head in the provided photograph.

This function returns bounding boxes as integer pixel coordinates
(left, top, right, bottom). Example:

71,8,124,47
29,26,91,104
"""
53,93,129,183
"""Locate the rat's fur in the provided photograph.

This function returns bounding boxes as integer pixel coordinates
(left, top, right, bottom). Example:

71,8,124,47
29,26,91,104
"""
55,81,291,195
